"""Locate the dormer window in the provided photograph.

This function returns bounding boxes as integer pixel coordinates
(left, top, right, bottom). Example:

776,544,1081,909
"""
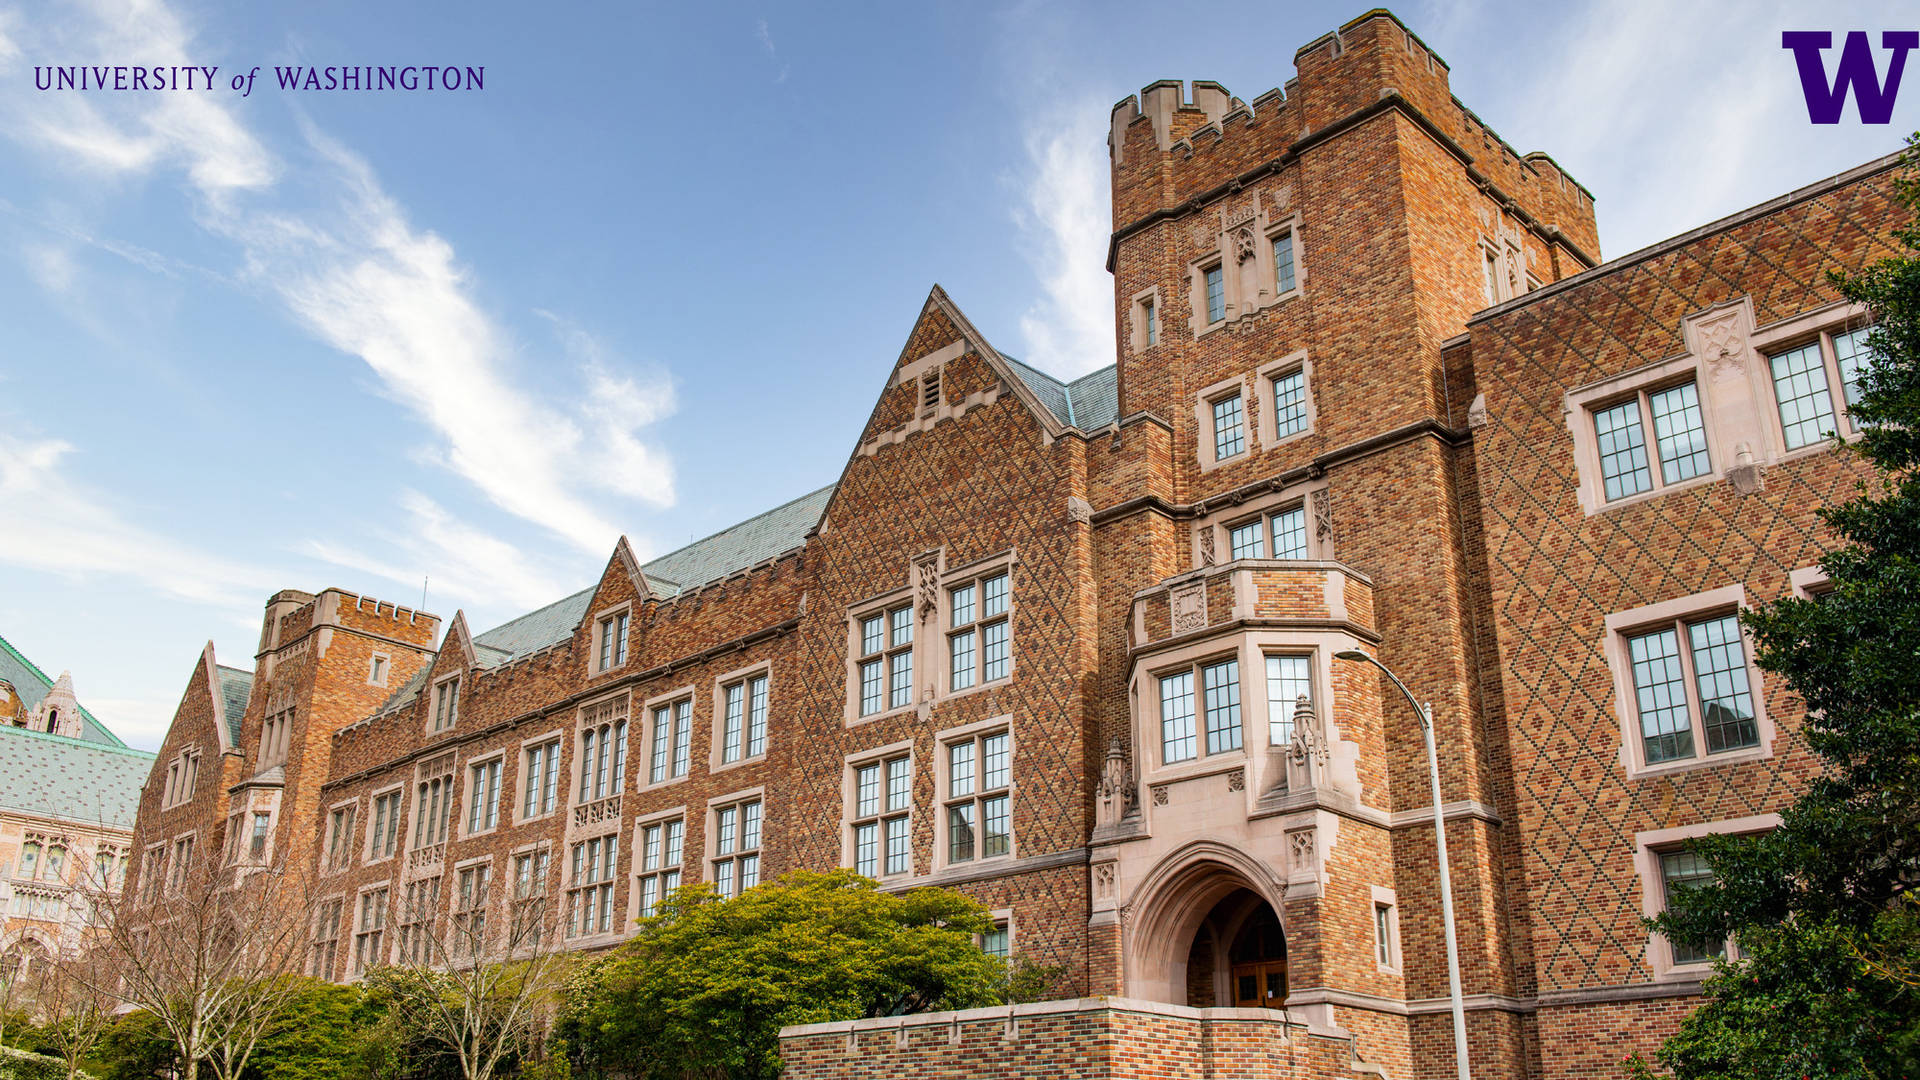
597,611,629,673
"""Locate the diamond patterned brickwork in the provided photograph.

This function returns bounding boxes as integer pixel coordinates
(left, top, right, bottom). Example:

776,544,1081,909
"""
1463,158,1907,1069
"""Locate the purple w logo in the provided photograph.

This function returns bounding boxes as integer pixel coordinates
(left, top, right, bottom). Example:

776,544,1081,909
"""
1783,31,1919,124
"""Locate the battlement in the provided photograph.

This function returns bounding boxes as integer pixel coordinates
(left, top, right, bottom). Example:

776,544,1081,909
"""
1106,9,1598,258
257,586,443,661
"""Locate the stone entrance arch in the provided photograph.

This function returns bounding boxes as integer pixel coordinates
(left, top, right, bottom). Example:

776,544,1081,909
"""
1121,840,1286,1005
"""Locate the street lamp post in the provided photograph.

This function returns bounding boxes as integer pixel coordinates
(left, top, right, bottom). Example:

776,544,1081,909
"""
1335,649,1471,1080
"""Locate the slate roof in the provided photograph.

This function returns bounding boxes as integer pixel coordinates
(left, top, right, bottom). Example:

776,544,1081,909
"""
215,665,254,746
370,484,836,718
1001,357,1120,430
0,633,124,747
0,727,154,829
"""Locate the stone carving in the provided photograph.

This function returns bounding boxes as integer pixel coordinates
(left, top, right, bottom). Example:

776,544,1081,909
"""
1066,496,1092,525
1170,582,1207,634
1223,200,1258,230
1270,185,1293,213
915,554,940,619
1095,737,1137,826
1312,488,1332,543
1728,444,1765,495
1151,784,1169,806
1467,392,1489,429
1287,828,1315,873
1092,861,1117,900
1696,311,1749,381
1190,222,1216,249
1198,528,1217,567
1234,226,1258,264
1288,695,1328,769
1227,769,1245,792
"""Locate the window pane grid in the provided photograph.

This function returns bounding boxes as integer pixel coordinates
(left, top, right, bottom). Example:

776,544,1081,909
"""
1213,394,1245,459
1265,655,1312,746
1229,521,1264,560
851,756,910,878
1205,266,1224,323
1832,326,1871,408
1273,232,1296,294
1271,369,1307,438
1271,506,1308,559
1594,400,1652,500
1160,672,1196,763
1629,628,1693,763
1203,660,1242,754
1648,382,1710,484
950,629,976,691
746,675,768,758
982,621,1009,682
1687,615,1758,754
722,682,744,763
1770,342,1837,449
1660,850,1721,964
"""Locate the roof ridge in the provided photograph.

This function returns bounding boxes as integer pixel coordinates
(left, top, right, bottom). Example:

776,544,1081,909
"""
472,586,596,642
0,725,157,759
639,482,836,575
1066,363,1117,388
0,632,55,691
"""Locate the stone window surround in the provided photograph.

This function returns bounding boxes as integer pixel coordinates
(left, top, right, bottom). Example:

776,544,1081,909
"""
1129,628,1355,796
1194,374,1252,473
709,660,773,774
931,714,1017,872
1370,884,1401,973
563,829,624,945
514,727,567,824
409,753,459,866
364,782,405,865
626,804,687,927
705,784,765,896
639,685,697,791
1188,207,1306,340
1128,285,1164,353
462,749,508,840
1752,303,1874,445
1264,215,1306,302
981,906,1015,955
368,651,391,688
1477,235,1524,306
845,582,916,727
137,842,164,902
228,788,282,868
1564,297,1870,516
350,879,392,977
427,671,462,736
161,747,201,810
841,738,915,879
1634,813,1779,981
1191,481,1334,567
935,551,1019,701
1602,584,1773,780
589,601,634,679
1790,565,1830,599
1255,350,1316,447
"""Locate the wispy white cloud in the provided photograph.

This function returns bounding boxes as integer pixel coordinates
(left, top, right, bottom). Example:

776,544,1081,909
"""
23,242,75,293
755,18,790,83
1010,95,1113,378
0,433,278,612
1,0,678,557
304,490,574,617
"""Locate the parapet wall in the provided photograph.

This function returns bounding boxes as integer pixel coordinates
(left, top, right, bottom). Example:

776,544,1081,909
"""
779,997,1378,1080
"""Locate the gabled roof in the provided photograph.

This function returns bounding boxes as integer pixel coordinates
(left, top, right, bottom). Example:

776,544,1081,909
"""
215,666,253,746
0,726,154,829
0,632,125,747
640,484,834,598
1000,358,1120,431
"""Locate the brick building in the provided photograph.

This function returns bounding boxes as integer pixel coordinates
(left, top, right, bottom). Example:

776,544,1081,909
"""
123,10,1908,1078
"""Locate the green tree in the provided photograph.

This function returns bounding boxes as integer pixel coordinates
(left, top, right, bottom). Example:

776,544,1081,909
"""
241,977,366,1080
1631,136,1920,1079
93,1011,176,1080
555,870,1026,1080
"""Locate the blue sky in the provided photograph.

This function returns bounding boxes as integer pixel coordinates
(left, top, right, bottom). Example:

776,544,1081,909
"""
0,0,1912,749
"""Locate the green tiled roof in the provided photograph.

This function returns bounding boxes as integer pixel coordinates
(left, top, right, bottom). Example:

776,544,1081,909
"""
0,726,154,829
0,632,125,747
